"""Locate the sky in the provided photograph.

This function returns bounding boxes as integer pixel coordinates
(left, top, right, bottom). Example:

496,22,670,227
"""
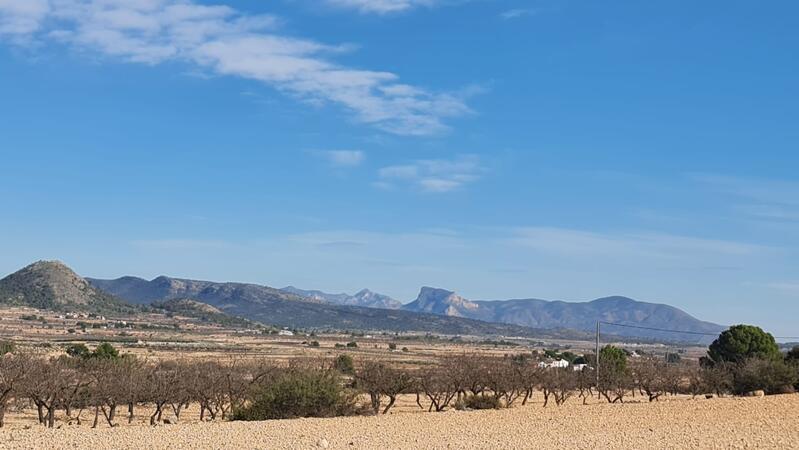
0,0,797,335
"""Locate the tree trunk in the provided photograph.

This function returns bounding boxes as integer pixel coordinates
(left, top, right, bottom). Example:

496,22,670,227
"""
128,403,135,424
92,406,100,429
47,406,55,428
382,396,396,415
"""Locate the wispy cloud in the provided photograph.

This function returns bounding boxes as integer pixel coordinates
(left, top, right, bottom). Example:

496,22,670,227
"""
511,227,768,260
500,8,536,19
325,0,454,14
377,154,483,192
316,150,366,168
0,0,472,135
693,174,799,223
131,239,233,250
764,282,799,294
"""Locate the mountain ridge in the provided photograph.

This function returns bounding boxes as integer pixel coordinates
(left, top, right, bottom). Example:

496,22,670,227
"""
401,287,725,340
87,274,573,338
281,286,403,309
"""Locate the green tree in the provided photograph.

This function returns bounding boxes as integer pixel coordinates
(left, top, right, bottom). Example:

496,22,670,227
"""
65,343,90,358
91,342,120,360
599,345,627,373
707,325,781,364
786,346,799,362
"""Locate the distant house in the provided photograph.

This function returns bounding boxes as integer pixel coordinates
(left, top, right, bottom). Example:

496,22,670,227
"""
572,364,589,372
538,359,570,369
278,330,294,336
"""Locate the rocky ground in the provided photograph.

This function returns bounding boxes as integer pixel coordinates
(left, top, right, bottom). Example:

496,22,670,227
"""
1,394,797,449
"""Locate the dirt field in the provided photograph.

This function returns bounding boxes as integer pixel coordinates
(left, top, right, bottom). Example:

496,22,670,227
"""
1,394,797,449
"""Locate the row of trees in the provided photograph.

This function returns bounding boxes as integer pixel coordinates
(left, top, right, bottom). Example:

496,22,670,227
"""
0,324,795,427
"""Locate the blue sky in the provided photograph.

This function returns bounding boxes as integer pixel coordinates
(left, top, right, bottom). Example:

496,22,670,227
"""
1,0,797,335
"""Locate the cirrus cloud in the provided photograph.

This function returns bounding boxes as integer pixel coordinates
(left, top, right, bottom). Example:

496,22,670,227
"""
0,0,473,135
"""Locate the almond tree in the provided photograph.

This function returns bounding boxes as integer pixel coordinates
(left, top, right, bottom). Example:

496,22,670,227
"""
0,352,32,427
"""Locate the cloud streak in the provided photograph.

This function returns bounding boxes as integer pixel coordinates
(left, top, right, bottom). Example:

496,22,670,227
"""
319,150,365,167
0,0,471,135
377,154,483,192
325,0,451,14
500,8,536,20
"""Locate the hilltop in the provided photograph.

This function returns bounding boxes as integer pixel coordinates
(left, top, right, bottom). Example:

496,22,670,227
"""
0,261,134,314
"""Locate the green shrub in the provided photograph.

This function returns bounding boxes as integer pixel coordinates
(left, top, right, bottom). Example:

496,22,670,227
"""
92,342,120,359
455,394,502,410
231,369,357,420
308,341,320,347
334,354,354,375
388,343,397,350
346,341,358,348
65,343,89,358
0,341,15,356
731,358,797,395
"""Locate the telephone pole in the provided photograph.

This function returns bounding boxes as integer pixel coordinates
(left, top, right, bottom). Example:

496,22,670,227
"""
595,321,600,399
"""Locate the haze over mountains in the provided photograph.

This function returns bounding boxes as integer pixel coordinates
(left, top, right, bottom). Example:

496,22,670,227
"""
0,261,725,341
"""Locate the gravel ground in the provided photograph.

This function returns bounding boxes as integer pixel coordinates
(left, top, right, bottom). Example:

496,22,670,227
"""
1,395,797,449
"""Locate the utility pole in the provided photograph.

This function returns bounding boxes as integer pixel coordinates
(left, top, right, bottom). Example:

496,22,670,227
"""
595,321,600,399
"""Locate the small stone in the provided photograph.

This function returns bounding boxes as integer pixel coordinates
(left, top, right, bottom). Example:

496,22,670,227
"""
317,438,329,448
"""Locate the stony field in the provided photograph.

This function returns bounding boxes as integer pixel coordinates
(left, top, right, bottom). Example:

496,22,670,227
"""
1,394,797,449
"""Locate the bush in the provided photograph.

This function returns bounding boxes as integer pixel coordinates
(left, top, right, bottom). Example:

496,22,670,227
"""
308,341,320,347
65,343,89,358
731,358,797,395
346,341,358,348
388,343,397,350
92,343,120,359
334,354,354,375
0,341,15,356
231,369,357,420
455,394,502,410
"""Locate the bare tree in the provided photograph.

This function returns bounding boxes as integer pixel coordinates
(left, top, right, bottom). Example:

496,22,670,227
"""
355,361,415,415
632,358,668,402
0,352,32,427
416,364,458,412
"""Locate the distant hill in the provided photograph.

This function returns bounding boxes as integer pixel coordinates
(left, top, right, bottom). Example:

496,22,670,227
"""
282,286,402,309
0,261,134,314
152,298,256,329
88,275,313,306
89,275,573,338
403,287,725,341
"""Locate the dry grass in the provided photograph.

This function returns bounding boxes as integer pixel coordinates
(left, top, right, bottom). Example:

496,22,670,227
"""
1,394,797,449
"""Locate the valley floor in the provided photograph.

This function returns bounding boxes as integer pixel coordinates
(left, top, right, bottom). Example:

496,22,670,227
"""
1,394,797,449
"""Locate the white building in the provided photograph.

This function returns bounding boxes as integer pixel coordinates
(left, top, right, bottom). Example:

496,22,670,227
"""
538,359,570,369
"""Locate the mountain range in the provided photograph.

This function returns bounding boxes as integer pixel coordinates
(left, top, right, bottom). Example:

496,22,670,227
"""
401,287,725,341
280,286,403,309
84,270,570,338
0,261,725,341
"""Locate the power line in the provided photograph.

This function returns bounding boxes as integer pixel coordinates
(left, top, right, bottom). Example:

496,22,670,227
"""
598,321,799,341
